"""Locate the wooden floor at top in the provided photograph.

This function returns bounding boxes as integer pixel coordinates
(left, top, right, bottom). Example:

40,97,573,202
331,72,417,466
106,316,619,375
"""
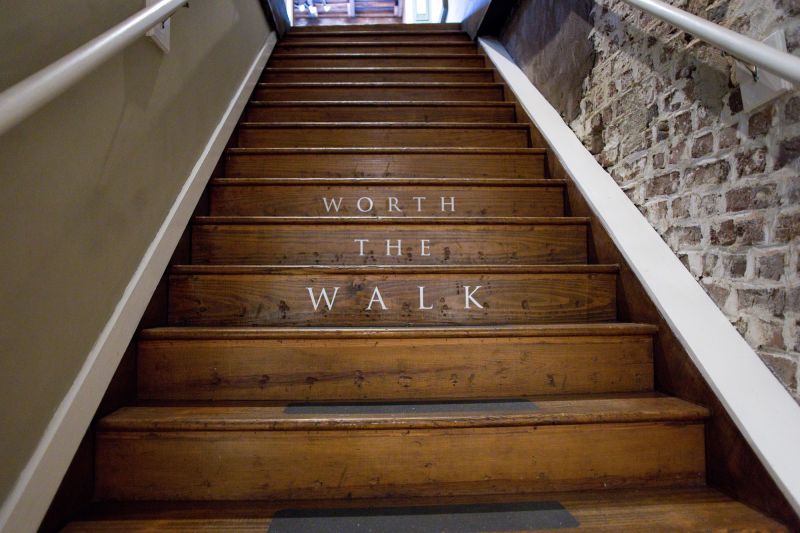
62,487,786,532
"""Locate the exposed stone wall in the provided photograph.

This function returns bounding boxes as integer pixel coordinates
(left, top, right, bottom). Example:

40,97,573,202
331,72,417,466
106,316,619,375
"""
568,0,800,399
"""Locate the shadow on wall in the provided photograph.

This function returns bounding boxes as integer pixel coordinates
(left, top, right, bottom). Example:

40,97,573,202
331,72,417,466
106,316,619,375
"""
496,0,595,122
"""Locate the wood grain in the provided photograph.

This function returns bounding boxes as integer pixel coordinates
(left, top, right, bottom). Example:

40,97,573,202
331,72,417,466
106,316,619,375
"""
224,148,546,180
243,102,516,123
253,82,506,101
61,488,788,532
167,266,618,327
260,68,494,83
273,42,478,55
67,23,789,532
137,332,653,401
267,54,487,68
190,220,587,265
209,181,564,217
100,396,707,431
235,123,530,148
95,419,705,500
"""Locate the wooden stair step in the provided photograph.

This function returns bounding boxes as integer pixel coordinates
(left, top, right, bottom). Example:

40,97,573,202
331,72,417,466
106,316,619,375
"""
100,395,705,430
137,324,656,401
281,30,472,42
190,217,588,265
267,53,487,68
167,265,618,327
209,178,565,217
244,101,516,123
61,487,789,532
253,82,506,101
235,122,530,148
224,148,546,180
260,67,495,83
274,42,478,55
93,395,707,500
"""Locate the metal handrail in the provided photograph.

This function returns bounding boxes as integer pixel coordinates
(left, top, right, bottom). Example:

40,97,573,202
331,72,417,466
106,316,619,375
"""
0,0,187,137
622,0,800,85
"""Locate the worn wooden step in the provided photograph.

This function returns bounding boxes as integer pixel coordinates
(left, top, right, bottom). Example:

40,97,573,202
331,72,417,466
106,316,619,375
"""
190,218,587,265
260,67,495,83
137,324,655,401
94,396,706,501
281,30,472,42
243,102,516,123
289,23,462,32
253,82,505,102
61,487,789,532
235,123,530,148
267,53,486,68
274,42,477,55
167,265,618,327
209,179,565,217
224,148,546,180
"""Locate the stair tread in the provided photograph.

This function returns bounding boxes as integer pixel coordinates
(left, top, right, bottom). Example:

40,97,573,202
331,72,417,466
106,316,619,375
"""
97,395,708,432
256,82,503,87
283,31,468,37
139,323,659,339
211,177,564,185
247,100,515,107
227,147,545,154
264,67,490,72
277,41,475,46
192,216,588,225
60,487,788,532
268,53,483,57
237,122,527,129
170,264,619,275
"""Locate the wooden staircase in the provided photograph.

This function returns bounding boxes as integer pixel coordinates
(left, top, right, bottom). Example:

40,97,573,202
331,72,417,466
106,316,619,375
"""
62,23,787,532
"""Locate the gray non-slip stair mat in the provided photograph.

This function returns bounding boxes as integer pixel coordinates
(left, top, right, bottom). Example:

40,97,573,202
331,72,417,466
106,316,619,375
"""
268,501,578,532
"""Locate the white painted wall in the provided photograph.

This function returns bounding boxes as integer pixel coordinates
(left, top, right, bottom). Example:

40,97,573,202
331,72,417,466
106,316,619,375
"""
403,0,488,24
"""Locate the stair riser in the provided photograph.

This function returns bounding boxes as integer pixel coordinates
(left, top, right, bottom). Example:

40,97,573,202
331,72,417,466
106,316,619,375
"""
168,272,617,327
137,335,655,401
95,422,705,500
244,104,515,123
268,56,486,68
235,127,529,148
260,70,495,83
209,184,564,217
190,224,588,265
225,152,545,180
253,86,505,102
281,33,473,43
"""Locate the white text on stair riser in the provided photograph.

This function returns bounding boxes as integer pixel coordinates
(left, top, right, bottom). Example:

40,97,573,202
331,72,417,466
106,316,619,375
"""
306,286,484,311
323,196,457,213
